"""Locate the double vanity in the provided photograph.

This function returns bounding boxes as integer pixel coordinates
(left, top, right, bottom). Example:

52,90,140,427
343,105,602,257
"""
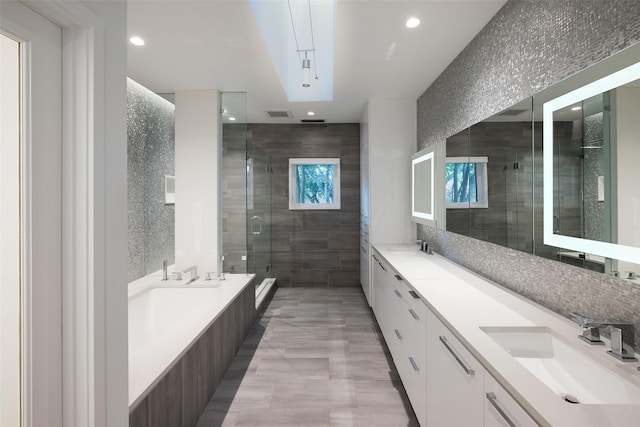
370,244,640,426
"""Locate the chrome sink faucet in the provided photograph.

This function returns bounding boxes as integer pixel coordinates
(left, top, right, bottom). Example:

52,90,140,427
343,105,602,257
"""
162,260,168,281
413,239,433,254
183,265,199,284
571,312,638,362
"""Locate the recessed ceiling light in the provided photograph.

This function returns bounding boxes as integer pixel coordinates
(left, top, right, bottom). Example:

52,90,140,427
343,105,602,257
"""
406,17,420,28
129,36,145,46
307,111,315,116
229,117,237,121
571,106,581,111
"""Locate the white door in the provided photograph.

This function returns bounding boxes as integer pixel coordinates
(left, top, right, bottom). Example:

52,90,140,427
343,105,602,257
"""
0,1,63,426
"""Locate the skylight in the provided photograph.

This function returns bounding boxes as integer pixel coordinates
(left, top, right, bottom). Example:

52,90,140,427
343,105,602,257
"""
249,0,336,102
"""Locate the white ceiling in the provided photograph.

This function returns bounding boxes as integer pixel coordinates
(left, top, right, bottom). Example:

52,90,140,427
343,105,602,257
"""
127,0,507,123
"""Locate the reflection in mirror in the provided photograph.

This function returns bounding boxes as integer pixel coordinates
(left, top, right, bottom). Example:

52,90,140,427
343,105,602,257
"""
542,61,640,276
444,99,534,253
469,98,533,252
439,45,640,282
445,128,470,235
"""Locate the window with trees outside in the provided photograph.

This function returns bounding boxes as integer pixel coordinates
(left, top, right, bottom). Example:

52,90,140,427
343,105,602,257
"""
445,156,488,208
289,158,341,210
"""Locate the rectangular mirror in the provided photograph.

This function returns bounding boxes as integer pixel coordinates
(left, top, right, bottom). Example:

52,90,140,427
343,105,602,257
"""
412,146,436,226
542,61,640,268
438,42,640,280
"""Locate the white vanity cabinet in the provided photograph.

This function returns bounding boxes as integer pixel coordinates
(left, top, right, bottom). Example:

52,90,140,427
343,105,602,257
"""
426,307,484,427
371,250,427,426
484,374,537,427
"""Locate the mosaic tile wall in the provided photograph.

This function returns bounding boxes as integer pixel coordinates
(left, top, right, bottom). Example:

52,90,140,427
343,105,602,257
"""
127,78,175,282
416,0,640,348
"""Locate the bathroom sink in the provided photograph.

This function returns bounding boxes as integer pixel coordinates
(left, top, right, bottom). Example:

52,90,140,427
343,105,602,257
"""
387,245,421,252
481,326,640,404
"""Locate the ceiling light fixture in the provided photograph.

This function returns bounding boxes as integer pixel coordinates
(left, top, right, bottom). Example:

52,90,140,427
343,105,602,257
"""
129,36,145,46
289,0,318,88
302,52,311,87
406,17,421,28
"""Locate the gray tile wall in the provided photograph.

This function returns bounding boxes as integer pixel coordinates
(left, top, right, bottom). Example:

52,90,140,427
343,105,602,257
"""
416,1,640,348
127,78,175,282
247,124,360,287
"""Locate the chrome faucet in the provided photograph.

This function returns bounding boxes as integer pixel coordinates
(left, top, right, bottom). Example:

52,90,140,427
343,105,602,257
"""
413,239,432,254
162,260,168,281
571,312,638,361
182,265,199,284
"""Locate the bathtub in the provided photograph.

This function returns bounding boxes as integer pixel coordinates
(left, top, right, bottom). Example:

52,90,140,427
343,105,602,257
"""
128,273,255,408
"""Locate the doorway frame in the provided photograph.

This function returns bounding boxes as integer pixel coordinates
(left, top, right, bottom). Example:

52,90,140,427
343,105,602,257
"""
15,1,128,426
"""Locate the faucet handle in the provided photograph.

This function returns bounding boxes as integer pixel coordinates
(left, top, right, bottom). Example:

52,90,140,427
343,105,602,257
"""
570,312,605,345
205,272,216,281
171,271,183,281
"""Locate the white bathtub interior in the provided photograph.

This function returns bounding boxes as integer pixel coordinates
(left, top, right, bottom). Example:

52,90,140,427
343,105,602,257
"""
128,273,254,408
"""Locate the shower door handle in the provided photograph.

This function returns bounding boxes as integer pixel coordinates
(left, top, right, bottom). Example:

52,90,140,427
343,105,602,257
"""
251,216,262,235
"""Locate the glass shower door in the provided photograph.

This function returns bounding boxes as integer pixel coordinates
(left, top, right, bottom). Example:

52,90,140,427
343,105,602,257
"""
246,141,272,287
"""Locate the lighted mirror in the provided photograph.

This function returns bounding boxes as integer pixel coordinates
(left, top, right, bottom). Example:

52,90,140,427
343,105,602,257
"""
412,148,435,225
543,61,640,267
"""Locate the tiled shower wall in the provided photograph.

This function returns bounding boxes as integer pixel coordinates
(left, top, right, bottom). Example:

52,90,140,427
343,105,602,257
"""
127,78,175,282
247,124,360,287
416,0,640,348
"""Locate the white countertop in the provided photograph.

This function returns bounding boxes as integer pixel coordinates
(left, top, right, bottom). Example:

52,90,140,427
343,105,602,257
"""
374,244,640,427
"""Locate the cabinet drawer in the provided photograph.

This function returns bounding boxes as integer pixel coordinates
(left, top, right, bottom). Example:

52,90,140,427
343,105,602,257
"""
485,374,537,427
426,308,484,427
389,298,427,427
395,348,427,427
392,274,427,325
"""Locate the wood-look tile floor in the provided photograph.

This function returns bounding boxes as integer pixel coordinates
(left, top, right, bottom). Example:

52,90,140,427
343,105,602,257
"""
196,287,419,427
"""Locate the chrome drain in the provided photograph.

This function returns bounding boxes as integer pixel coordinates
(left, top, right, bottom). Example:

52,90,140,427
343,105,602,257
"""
563,394,580,404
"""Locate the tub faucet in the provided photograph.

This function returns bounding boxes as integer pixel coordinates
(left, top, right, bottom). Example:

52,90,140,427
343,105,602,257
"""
571,312,637,361
183,266,199,284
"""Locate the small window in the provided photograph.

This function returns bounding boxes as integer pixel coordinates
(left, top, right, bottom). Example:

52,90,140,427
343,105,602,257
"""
445,156,488,209
289,158,341,210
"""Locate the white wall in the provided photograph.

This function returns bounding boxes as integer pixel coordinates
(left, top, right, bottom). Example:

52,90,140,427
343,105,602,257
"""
175,90,220,276
615,86,640,275
0,32,21,427
368,99,417,245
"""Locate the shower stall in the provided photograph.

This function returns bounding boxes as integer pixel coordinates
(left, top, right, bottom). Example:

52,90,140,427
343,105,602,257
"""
220,92,274,296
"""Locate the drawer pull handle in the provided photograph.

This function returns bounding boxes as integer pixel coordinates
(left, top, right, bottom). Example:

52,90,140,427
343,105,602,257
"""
408,290,420,300
486,393,516,427
394,329,403,340
394,274,403,281
394,289,402,298
378,262,387,272
439,335,475,376
408,308,419,320
408,357,420,372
